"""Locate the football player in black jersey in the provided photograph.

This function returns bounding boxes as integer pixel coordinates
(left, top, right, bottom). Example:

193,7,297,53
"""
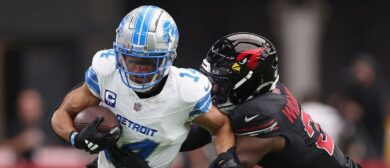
181,32,361,168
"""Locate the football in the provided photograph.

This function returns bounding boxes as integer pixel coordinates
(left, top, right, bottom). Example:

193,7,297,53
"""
73,105,120,134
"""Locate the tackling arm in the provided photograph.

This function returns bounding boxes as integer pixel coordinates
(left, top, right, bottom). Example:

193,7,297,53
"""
51,83,100,142
192,105,235,154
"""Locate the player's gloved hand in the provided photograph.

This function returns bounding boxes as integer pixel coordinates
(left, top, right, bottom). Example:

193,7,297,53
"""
209,147,240,168
69,116,121,154
106,145,151,168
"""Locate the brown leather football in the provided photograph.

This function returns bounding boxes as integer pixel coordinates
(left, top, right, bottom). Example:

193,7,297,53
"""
73,105,119,134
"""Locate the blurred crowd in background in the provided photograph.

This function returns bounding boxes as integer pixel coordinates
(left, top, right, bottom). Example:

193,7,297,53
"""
0,0,390,167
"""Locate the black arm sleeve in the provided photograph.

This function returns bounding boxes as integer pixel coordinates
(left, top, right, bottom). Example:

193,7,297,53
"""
180,124,212,152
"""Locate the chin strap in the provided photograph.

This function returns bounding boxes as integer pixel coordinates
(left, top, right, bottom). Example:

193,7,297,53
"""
233,71,253,89
246,74,280,101
256,74,279,93
269,74,280,90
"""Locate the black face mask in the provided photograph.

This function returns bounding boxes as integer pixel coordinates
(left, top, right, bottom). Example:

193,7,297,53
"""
207,76,233,105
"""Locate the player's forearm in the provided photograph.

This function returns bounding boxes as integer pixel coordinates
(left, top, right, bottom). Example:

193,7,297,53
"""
51,84,100,142
212,116,235,154
193,106,235,154
51,108,77,142
51,91,80,142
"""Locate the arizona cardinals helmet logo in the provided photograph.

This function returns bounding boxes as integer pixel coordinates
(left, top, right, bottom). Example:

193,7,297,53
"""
232,48,265,72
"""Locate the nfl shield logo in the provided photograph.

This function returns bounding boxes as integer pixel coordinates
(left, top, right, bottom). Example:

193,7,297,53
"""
133,102,142,112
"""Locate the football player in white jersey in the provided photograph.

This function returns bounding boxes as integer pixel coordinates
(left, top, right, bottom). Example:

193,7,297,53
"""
51,5,238,168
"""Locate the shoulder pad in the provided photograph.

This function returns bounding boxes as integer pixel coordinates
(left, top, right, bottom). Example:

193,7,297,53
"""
173,67,211,103
91,49,117,76
231,101,281,137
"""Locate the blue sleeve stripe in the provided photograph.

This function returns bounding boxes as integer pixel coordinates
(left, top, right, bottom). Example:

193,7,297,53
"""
198,99,212,112
190,93,212,117
190,100,212,117
193,92,211,110
88,67,98,83
85,67,100,95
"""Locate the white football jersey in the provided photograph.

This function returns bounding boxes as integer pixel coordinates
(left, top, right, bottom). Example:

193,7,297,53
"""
84,49,212,168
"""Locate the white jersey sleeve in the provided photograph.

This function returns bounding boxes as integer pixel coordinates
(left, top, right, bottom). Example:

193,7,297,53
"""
85,49,117,98
175,68,212,121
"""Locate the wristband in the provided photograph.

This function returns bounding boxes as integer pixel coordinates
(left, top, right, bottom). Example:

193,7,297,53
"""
69,131,79,146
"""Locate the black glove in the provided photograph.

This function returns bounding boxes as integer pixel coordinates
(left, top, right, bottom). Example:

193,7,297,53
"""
106,145,151,168
69,116,121,154
209,147,240,168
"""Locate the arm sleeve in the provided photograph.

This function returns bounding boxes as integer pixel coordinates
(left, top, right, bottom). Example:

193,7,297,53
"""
179,124,212,152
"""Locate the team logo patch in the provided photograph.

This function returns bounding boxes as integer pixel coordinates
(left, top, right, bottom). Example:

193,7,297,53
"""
104,90,117,108
133,102,142,112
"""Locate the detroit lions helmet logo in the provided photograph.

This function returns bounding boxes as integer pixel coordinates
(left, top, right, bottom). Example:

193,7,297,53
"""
162,20,178,45
116,15,129,34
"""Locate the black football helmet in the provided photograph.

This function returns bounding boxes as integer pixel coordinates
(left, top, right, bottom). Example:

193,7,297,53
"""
200,32,279,106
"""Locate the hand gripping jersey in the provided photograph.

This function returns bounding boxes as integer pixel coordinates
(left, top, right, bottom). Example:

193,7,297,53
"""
84,49,212,168
230,82,359,168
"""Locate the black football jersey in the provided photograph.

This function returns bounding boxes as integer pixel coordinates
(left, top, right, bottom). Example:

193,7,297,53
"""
230,82,358,168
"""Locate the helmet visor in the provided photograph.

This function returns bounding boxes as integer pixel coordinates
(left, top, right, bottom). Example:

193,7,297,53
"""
118,53,167,72
118,53,168,84
123,55,163,73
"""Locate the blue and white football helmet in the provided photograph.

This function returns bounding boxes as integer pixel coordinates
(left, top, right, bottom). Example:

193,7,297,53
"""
113,5,179,92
